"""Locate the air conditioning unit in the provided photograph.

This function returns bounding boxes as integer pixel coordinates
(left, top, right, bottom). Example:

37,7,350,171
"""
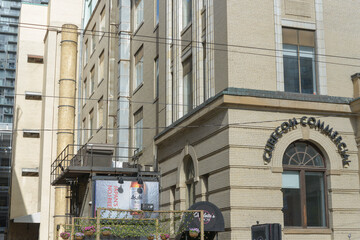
251,223,281,240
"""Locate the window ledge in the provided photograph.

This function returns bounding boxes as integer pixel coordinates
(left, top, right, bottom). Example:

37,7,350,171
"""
82,103,87,109
133,82,143,95
153,97,159,104
89,91,95,99
153,23,159,33
99,33,105,43
284,228,331,235
98,78,104,87
181,23,192,36
90,49,96,58
96,125,103,133
133,21,144,36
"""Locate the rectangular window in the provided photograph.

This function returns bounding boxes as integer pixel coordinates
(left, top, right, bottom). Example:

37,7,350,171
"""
90,67,95,94
283,28,316,94
134,108,143,151
154,57,159,98
134,47,144,89
100,7,106,39
27,55,43,64
23,130,40,138
89,109,94,137
99,51,105,84
83,78,87,105
283,169,326,227
97,97,103,128
186,182,195,209
0,192,8,207
203,42,207,100
82,118,87,143
282,171,302,226
91,24,96,53
84,40,88,66
135,0,144,29
182,0,192,29
0,174,9,187
88,0,93,14
183,57,192,114
155,0,159,25
305,172,326,227
25,91,42,100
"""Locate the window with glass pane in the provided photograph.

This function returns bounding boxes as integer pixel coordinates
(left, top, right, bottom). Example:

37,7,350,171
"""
182,0,192,29
84,40,88,66
99,51,104,82
135,0,144,29
90,67,95,93
155,0,159,25
283,28,316,94
134,109,143,151
98,97,103,128
91,25,96,52
282,141,327,228
183,57,192,114
134,47,144,89
155,57,159,98
184,156,195,208
82,118,86,144
83,78,87,105
100,7,106,38
89,109,94,137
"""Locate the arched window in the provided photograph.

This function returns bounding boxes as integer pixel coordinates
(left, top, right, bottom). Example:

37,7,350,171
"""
184,156,195,209
282,141,327,228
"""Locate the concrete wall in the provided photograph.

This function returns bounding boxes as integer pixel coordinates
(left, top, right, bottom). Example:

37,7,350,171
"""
226,0,277,91
39,0,83,239
323,0,360,97
157,97,360,239
10,1,47,223
76,0,360,239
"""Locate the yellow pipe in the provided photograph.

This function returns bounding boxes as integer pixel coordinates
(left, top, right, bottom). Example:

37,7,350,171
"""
54,24,78,239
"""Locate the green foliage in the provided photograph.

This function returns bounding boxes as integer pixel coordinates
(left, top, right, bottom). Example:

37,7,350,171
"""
63,209,201,239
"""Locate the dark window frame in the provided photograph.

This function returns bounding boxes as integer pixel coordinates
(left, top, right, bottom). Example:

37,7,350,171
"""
282,28,317,94
282,141,329,228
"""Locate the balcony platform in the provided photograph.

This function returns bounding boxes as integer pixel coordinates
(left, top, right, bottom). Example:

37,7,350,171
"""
51,144,156,185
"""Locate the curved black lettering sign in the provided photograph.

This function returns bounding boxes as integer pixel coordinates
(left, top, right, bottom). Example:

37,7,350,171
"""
263,116,350,166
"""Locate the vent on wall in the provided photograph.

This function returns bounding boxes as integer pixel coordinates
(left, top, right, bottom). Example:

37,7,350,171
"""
25,91,42,100
27,55,44,64
23,130,40,138
22,168,39,177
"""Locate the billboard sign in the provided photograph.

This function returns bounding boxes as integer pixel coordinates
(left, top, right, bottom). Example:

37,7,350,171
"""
94,180,159,218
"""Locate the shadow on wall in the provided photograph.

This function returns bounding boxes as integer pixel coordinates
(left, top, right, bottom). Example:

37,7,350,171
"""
9,171,27,218
8,171,39,239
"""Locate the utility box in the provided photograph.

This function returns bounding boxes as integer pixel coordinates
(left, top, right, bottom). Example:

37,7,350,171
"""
251,223,281,240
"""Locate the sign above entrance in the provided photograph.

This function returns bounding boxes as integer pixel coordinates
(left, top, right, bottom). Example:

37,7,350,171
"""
263,116,350,167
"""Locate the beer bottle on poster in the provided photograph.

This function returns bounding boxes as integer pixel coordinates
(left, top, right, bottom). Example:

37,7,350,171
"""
130,181,143,211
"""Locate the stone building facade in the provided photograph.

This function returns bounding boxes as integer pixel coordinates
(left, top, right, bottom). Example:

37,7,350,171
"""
78,0,360,239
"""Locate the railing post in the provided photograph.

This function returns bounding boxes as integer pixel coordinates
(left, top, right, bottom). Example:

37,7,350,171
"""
200,210,204,240
156,218,159,239
96,208,100,240
71,218,75,240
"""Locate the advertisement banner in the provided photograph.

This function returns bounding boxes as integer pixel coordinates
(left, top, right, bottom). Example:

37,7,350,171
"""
94,180,159,218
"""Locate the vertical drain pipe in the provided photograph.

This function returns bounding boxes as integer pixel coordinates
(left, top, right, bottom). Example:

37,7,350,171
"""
54,24,78,237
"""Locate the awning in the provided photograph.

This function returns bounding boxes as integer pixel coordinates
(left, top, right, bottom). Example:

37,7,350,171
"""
188,201,225,232
13,212,41,223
